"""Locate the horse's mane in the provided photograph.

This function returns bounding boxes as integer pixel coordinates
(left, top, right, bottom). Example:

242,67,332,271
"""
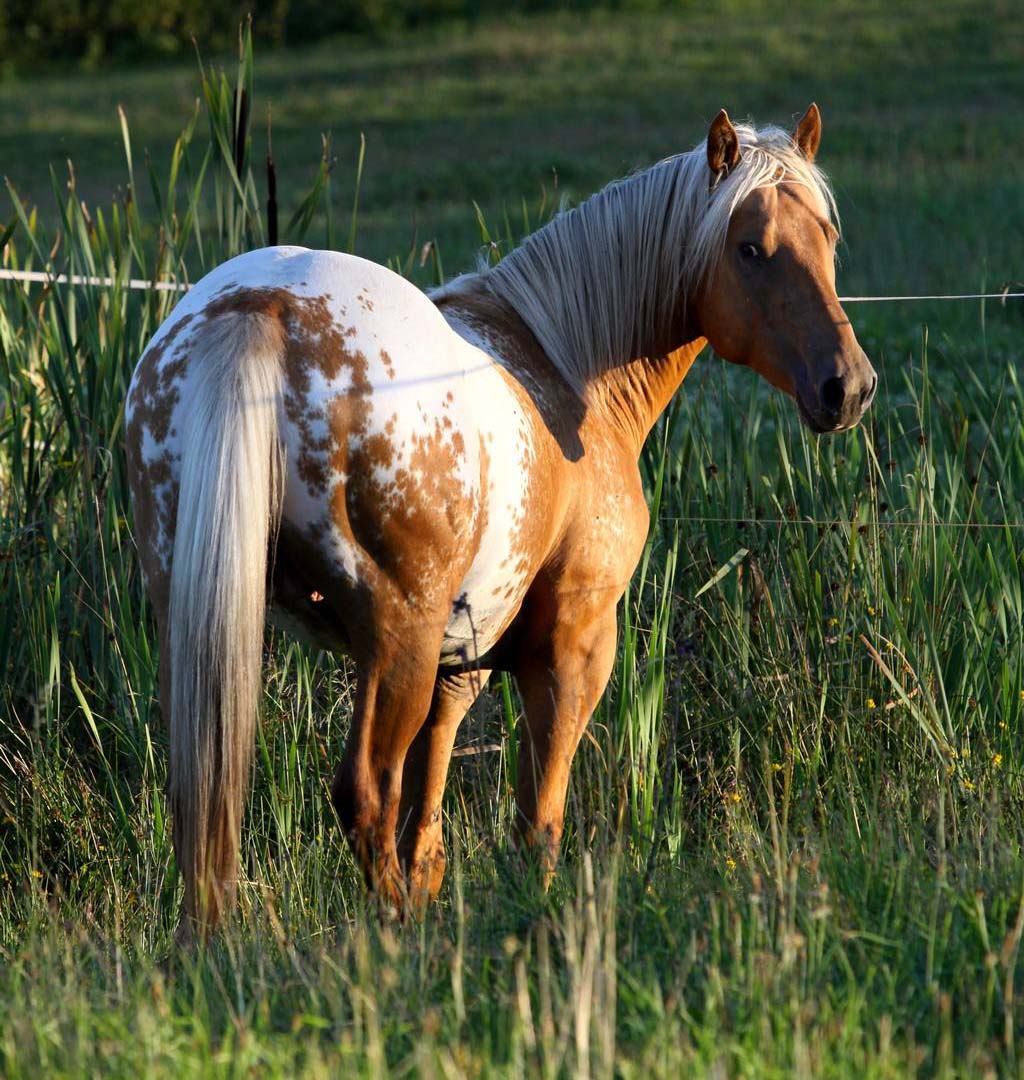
433,122,838,397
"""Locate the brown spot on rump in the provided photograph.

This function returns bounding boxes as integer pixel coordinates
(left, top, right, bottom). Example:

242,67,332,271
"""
204,286,374,502
340,410,478,603
380,349,396,380
125,312,201,597
205,286,360,392
127,311,198,445
125,446,178,609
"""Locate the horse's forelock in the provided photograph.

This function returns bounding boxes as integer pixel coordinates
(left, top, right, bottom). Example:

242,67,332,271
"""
686,122,839,291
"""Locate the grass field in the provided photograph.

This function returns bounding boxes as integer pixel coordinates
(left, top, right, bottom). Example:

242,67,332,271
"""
2,1,1024,1075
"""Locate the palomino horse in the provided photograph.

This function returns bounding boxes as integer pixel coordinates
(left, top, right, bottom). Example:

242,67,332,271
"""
126,105,876,938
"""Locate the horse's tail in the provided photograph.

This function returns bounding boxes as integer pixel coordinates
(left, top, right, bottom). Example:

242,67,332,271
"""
167,309,285,936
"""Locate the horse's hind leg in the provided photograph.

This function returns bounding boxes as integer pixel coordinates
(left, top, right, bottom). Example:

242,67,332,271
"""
395,669,491,904
513,598,619,883
330,629,446,909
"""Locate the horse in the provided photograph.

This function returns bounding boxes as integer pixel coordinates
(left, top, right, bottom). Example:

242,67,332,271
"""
125,104,877,940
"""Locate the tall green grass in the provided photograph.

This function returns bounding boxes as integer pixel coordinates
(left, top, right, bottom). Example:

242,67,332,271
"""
2,26,1024,1077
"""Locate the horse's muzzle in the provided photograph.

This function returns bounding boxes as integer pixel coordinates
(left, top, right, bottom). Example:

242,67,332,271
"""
800,353,877,433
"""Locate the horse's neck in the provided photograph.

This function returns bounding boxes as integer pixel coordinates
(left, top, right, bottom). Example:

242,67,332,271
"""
588,340,707,455
435,277,704,458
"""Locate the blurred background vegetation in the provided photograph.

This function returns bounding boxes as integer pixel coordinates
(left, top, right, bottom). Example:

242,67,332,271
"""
0,0,680,72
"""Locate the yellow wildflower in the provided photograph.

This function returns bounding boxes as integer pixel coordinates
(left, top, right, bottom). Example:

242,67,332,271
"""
993,753,1003,768
866,698,877,710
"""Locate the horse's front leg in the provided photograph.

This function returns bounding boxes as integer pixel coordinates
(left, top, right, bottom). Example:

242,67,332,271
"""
512,595,620,883
396,668,492,905
330,626,446,910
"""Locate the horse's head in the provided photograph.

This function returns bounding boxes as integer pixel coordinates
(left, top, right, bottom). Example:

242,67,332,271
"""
694,106,876,434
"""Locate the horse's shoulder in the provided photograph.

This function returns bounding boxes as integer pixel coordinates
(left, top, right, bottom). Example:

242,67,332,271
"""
550,434,648,590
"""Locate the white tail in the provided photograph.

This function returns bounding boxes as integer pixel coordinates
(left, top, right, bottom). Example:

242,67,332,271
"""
167,310,285,935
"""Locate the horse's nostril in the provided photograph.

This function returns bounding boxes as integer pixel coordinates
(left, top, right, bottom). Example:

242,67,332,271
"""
821,376,845,417
859,373,878,409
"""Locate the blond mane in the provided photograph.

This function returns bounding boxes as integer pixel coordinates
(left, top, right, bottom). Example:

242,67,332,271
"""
434,122,838,396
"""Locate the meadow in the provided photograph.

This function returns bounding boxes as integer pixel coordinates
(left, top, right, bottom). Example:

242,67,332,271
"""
1,1,1024,1074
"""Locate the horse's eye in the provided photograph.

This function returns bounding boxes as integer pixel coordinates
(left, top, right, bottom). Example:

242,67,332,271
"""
739,242,761,260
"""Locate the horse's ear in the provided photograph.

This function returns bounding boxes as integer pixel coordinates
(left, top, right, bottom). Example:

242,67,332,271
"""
707,109,741,179
792,103,822,162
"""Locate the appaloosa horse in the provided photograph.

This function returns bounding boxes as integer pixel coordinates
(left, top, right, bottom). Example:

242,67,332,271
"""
125,105,876,938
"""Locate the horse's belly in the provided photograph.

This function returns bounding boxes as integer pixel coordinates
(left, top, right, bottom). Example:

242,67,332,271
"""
439,549,527,666
438,372,539,665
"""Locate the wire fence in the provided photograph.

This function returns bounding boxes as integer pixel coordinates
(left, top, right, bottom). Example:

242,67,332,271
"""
660,515,1024,530
0,265,1023,304
0,269,190,292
